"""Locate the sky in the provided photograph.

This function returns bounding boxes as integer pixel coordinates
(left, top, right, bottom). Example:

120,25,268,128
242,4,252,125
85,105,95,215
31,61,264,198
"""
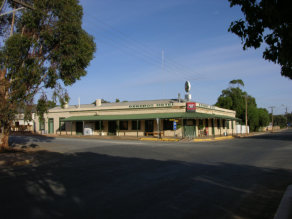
62,0,291,115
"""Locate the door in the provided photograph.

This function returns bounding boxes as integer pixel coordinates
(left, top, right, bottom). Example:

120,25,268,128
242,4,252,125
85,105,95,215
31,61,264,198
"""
184,126,195,138
48,118,54,134
145,120,154,135
183,119,196,138
76,122,83,135
108,121,117,136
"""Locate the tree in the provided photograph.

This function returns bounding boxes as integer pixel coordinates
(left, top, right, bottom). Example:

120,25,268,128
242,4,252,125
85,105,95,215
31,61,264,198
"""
0,0,96,150
228,0,292,79
229,79,244,87
273,115,287,128
115,98,120,103
258,108,270,128
36,94,56,124
215,80,270,131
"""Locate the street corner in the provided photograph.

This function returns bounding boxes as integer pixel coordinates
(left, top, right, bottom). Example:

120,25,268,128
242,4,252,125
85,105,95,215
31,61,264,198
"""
193,136,234,142
214,136,234,141
140,138,159,141
140,137,180,142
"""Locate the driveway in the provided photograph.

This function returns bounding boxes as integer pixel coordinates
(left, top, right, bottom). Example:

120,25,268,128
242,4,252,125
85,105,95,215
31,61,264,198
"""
1,129,292,219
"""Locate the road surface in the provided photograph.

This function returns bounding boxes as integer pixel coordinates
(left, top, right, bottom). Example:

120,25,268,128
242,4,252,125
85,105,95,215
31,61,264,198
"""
1,129,292,219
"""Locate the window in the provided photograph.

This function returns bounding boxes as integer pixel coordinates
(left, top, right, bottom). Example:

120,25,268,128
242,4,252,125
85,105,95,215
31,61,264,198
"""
95,121,104,130
163,120,173,130
120,121,128,130
59,117,65,131
39,120,45,130
131,120,140,130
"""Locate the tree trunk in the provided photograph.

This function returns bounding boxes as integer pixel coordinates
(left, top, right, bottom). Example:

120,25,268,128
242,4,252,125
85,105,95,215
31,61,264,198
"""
0,125,9,151
0,68,10,151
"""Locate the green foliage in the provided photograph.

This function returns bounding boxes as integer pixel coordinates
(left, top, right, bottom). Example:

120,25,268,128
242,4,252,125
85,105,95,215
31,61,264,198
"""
36,95,56,122
228,0,292,79
115,98,120,103
286,113,292,125
273,115,287,128
258,108,270,127
248,105,259,132
0,0,95,148
101,99,110,103
215,80,270,131
229,79,244,87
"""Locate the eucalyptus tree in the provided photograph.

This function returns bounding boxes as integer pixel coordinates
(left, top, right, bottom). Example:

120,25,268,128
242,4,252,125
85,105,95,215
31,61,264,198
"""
228,0,292,79
0,0,96,150
215,80,270,131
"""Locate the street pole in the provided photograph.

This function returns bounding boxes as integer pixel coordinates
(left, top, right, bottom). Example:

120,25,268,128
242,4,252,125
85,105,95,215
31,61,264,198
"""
282,104,288,129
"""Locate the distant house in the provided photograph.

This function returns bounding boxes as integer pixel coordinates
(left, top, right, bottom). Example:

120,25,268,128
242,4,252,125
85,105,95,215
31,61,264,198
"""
12,107,36,132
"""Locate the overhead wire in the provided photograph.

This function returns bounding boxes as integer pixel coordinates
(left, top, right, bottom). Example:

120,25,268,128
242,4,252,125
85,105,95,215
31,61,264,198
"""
91,17,204,80
91,18,201,81
84,14,203,82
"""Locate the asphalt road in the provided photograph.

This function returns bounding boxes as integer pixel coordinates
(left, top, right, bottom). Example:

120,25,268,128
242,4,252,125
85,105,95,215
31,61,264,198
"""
1,129,292,219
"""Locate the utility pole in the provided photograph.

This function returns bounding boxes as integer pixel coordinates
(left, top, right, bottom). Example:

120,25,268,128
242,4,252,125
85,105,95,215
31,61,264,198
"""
269,106,275,132
282,104,288,129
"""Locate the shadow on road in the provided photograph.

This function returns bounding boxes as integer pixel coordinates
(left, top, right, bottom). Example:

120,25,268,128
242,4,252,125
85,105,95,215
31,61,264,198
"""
8,135,55,149
0,150,291,219
248,129,292,142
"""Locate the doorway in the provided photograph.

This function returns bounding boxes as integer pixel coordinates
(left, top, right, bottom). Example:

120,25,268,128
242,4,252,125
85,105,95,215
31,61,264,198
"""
145,120,154,135
183,119,196,138
48,118,54,134
76,122,83,135
108,121,117,136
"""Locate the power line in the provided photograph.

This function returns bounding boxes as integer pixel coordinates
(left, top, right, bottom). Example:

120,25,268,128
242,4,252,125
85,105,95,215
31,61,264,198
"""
85,15,203,82
87,24,199,82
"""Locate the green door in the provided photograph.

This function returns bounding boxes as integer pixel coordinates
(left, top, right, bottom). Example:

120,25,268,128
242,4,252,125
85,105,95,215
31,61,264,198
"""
184,126,195,138
48,118,54,134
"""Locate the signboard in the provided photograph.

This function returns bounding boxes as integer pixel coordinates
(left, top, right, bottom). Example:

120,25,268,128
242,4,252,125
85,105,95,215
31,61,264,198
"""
186,102,196,112
173,121,177,131
129,103,174,109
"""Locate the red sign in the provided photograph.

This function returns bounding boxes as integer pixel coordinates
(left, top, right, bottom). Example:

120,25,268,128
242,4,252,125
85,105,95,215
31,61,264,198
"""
186,102,196,112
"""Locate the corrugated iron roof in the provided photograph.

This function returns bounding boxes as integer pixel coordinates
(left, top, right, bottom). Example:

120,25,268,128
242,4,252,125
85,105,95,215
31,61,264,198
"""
51,99,183,110
63,112,239,121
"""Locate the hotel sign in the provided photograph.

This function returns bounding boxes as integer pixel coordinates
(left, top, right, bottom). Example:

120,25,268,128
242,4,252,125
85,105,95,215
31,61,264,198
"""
186,102,196,112
129,103,174,109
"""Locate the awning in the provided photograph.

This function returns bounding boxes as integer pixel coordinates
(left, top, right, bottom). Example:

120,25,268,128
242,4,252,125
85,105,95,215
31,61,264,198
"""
63,112,240,122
